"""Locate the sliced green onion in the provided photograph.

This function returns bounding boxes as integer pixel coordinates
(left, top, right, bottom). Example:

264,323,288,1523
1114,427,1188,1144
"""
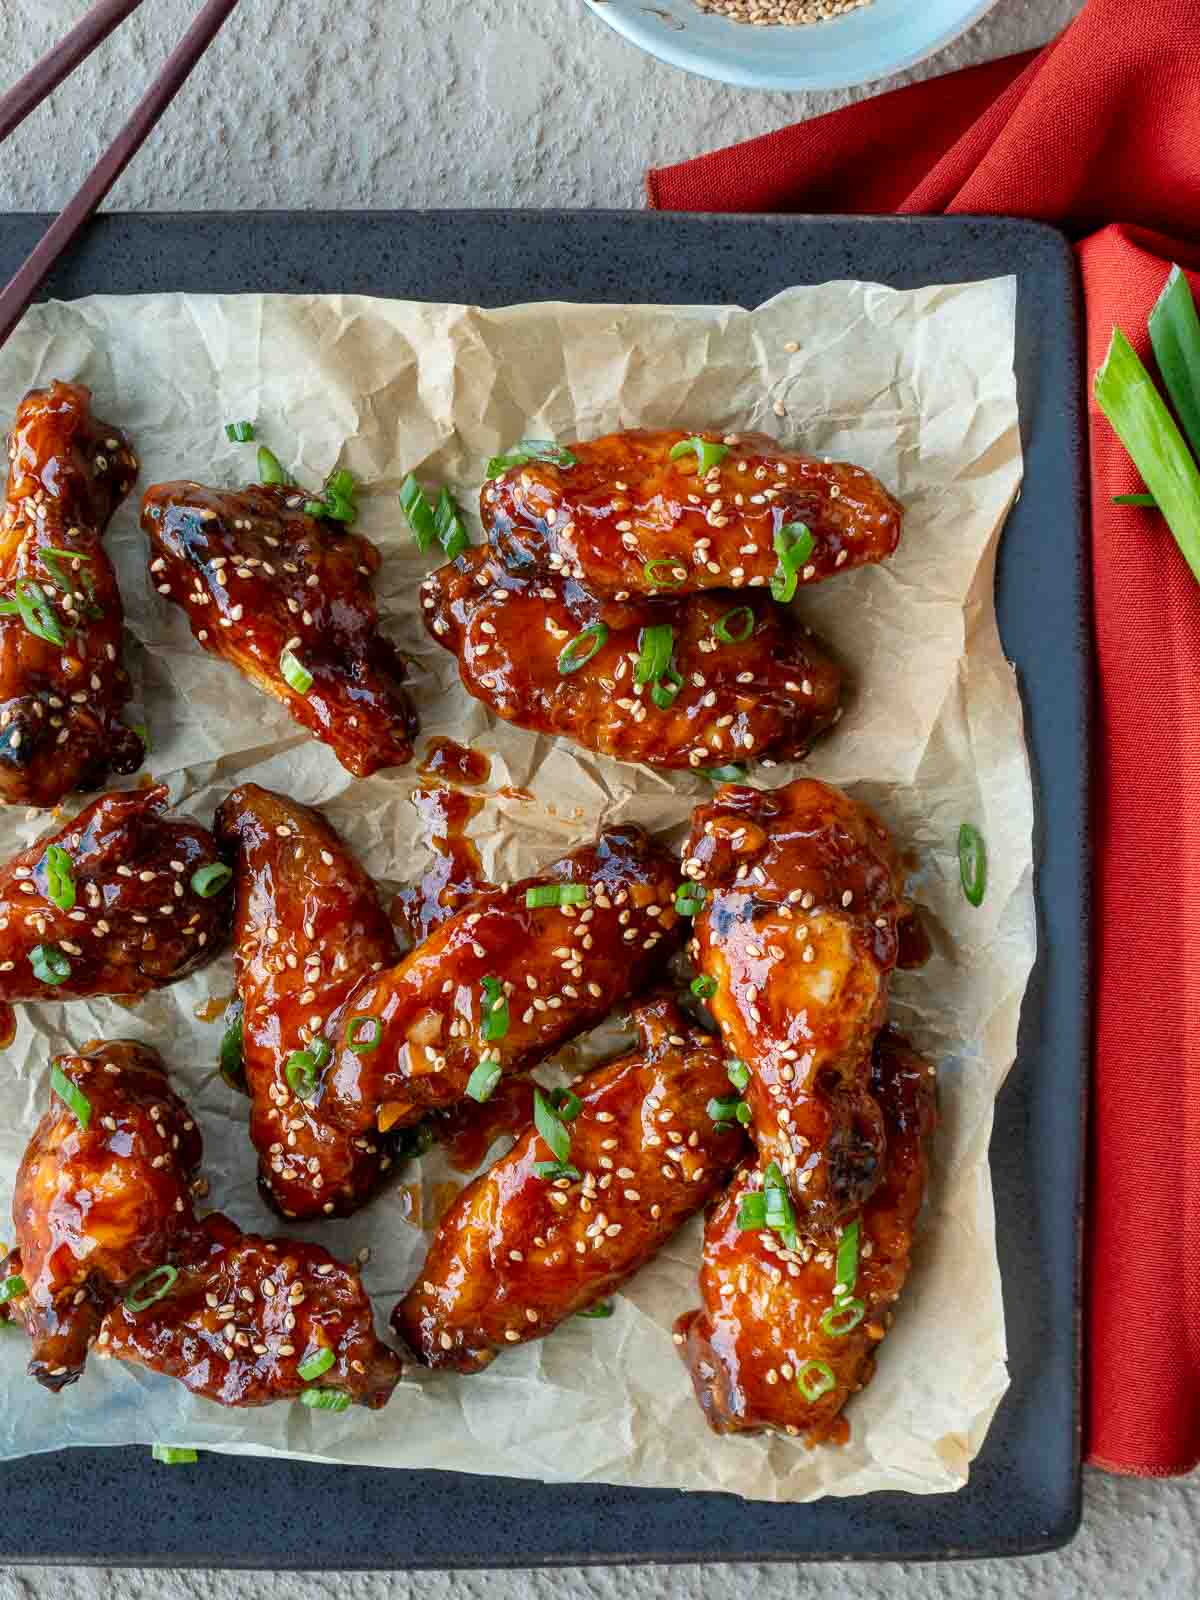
434,488,470,560
735,1102,753,1126
126,1264,179,1312
485,440,577,478
700,764,748,782
33,945,72,988
41,547,91,597
225,421,255,443
770,523,815,604
714,605,755,645
465,1058,502,1103
257,445,290,486
191,862,232,898
44,844,75,912
532,1160,581,1181
557,623,607,675
643,558,687,590
707,1096,741,1123
548,1087,582,1121
634,623,674,685
1094,328,1200,585
1149,264,1200,461
675,883,706,917
320,468,357,526
347,1016,382,1054
690,975,717,999
525,883,589,909
220,1006,245,1091
285,1040,330,1101
650,659,683,711
399,473,438,553
796,1360,837,1402
0,1274,27,1302
298,1346,335,1381
300,1388,351,1412
280,647,313,696
669,437,729,473
1113,493,1158,507
763,1161,798,1250
479,976,510,1042
726,1059,750,1091
835,1219,860,1301
577,1300,614,1319
819,1298,866,1338
533,1086,572,1164
736,1191,766,1230
14,579,66,645
303,500,327,518
152,1444,198,1464
957,823,987,908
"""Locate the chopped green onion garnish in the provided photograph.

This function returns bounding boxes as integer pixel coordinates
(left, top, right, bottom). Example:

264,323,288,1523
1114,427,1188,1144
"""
191,862,232,898
225,421,255,443
434,488,470,560
298,1346,335,1382
1094,328,1200,585
577,1300,614,1319
533,1086,572,1164
736,1191,766,1230
735,1102,752,1126
465,1058,502,1103
257,445,290,486
700,764,748,782
763,1161,798,1250
634,623,674,685
347,1016,382,1054
957,823,986,908
318,467,357,526
675,883,706,916
303,500,326,518
44,844,75,912
0,1274,27,1302
525,883,588,909
50,1061,89,1126
796,1360,837,1402
479,976,510,1042
532,1160,581,1182
40,547,91,598
126,1264,179,1312
669,437,729,474
770,522,815,603
219,1005,245,1091
549,1087,582,1121
706,1096,741,1123
1149,264,1200,461
643,558,687,589
1113,493,1158,507
285,1040,330,1101
714,605,755,645
835,1220,860,1301
152,1444,198,1464
399,473,438,553
650,660,683,711
280,647,313,696
14,579,66,645
485,440,577,478
300,1388,351,1412
33,945,72,988
690,975,717,999
726,1059,750,1091
819,1298,866,1338
557,623,607,675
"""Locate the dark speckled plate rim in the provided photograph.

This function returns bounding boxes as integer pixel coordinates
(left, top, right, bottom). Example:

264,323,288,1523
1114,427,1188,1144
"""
0,211,1087,1568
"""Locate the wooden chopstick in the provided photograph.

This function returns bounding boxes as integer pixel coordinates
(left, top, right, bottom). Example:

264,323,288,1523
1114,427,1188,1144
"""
0,0,147,145
0,0,241,351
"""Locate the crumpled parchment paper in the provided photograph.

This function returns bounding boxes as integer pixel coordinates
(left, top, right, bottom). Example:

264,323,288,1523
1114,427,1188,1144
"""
0,277,1029,1502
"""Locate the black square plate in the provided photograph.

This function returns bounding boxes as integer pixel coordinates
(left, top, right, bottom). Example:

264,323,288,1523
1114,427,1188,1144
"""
0,211,1087,1566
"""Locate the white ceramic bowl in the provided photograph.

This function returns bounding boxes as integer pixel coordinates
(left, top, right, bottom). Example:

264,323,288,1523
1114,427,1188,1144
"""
585,0,1000,93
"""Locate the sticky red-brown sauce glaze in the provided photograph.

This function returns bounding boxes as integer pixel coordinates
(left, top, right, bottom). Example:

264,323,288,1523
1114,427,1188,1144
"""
436,1074,537,1173
391,785,488,946
417,737,491,787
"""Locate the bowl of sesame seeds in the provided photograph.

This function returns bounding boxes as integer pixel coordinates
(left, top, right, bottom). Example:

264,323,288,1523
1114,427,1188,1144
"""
585,0,1000,91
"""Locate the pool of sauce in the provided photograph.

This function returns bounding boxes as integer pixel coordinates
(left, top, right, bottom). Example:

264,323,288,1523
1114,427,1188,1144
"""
418,737,491,787
0,1002,15,1050
897,911,932,970
391,786,490,946
437,1075,536,1173
193,992,232,1023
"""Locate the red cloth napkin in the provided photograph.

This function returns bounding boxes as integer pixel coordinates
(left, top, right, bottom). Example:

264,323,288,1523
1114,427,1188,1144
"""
649,0,1200,1479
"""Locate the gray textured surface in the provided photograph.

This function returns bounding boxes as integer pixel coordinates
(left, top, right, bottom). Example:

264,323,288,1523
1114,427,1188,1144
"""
4,0,1198,1590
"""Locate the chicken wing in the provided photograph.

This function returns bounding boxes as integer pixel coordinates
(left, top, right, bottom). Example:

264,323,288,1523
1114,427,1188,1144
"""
214,783,401,1220
0,784,230,1002
0,381,144,805
393,994,747,1370
2,1040,201,1388
422,547,842,771
141,481,416,776
682,778,907,1231
483,429,902,599
318,824,683,1137
675,1027,935,1441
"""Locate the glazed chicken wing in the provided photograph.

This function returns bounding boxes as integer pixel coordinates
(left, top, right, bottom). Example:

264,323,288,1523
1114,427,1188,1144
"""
675,1028,935,1441
141,481,416,776
423,547,842,771
1,1040,201,1388
483,429,902,599
0,784,229,1002
214,783,401,1220
682,779,907,1231
0,382,144,805
319,824,682,1137
393,994,747,1370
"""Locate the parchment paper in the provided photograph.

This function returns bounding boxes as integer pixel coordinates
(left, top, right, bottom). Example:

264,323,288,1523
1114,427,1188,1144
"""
0,277,1029,1502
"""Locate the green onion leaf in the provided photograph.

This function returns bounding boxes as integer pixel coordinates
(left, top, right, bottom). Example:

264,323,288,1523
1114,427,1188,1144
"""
548,1087,582,1121
706,1096,741,1123
43,844,75,912
399,474,438,553
465,1058,502,1103
735,1101,753,1125
533,1086,572,1164
650,660,683,711
1113,493,1158,506
300,1388,351,1412
525,883,589,909
634,623,674,685
763,1161,798,1250
957,823,986,908
220,1005,245,1091
319,468,357,526
0,1274,27,1302
303,500,327,518
736,1191,766,1230
280,647,313,696
643,558,687,590
675,883,706,917
532,1160,581,1182
40,547,91,597
486,440,577,478
126,1264,179,1312
690,975,717,1000
1094,328,1200,585
819,1298,866,1338
285,1041,330,1101
668,437,729,473
577,1300,614,1319
714,605,755,645
225,421,255,443
796,1360,837,1402
479,976,510,1042
347,1016,382,1054
700,764,748,782
1148,264,1200,461
49,1062,89,1127
191,862,232,898
14,579,66,645
434,488,470,560
557,622,607,675
257,445,290,486
726,1059,750,1091
298,1346,335,1381
770,523,815,604
835,1219,860,1301
152,1444,198,1463
33,945,72,988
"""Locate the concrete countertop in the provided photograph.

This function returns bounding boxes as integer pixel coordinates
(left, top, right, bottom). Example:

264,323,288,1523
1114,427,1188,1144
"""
4,0,1198,1593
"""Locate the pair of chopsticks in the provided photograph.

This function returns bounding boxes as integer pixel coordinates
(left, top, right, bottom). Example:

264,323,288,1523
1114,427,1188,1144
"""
0,0,240,349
